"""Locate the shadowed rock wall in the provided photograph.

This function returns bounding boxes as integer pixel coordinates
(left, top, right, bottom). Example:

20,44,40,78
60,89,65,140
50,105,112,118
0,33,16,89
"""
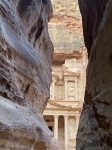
78,0,109,57
77,0,112,150
0,0,58,149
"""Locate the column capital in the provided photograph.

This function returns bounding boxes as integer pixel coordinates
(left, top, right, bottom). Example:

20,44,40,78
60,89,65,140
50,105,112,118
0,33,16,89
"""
54,115,59,119
52,78,57,83
64,115,68,119
75,115,80,119
74,78,78,83
64,79,68,82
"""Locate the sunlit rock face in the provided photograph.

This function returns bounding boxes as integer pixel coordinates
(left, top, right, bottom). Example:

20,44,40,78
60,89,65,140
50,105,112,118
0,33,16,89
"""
77,0,112,150
0,0,58,149
49,0,85,60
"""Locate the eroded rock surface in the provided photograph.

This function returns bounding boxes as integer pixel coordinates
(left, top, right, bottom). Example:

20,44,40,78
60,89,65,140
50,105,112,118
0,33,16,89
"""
77,0,112,150
78,0,109,57
0,0,58,149
0,96,57,150
49,0,85,60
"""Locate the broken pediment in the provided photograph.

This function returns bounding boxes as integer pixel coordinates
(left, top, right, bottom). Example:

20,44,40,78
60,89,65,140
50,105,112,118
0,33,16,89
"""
46,100,81,110
62,65,80,77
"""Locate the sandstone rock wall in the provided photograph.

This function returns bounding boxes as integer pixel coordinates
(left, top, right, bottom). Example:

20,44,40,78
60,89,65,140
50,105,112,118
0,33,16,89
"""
0,0,58,149
48,0,87,103
49,0,84,55
77,0,112,149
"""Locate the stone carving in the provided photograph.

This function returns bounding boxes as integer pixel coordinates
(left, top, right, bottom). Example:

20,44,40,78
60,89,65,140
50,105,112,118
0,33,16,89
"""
44,0,87,149
69,133,76,141
0,0,59,149
58,91,62,99
68,86,75,97
77,0,112,150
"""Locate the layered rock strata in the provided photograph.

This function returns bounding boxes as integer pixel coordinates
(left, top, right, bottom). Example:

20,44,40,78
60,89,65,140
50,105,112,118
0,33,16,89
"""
77,0,112,149
0,0,58,149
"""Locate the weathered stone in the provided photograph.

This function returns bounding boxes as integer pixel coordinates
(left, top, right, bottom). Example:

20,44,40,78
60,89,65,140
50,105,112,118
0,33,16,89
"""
44,1,88,150
78,0,109,57
0,0,58,149
77,0,112,149
49,0,84,60
0,96,58,150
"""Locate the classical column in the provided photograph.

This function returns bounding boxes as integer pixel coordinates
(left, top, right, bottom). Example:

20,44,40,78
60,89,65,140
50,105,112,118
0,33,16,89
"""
76,116,80,132
64,115,69,150
64,80,68,100
52,80,56,100
54,115,59,140
75,79,78,100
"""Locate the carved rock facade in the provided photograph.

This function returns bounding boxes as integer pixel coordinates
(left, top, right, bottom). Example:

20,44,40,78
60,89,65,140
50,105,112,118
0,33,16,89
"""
77,0,112,149
0,0,58,149
44,0,87,150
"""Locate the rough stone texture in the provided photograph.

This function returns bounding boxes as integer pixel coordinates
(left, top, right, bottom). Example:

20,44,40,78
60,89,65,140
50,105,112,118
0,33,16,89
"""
49,0,84,56
0,96,57,150
48,0,87,103
78,0,109,57
0,0,58,149
77,0,112,150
